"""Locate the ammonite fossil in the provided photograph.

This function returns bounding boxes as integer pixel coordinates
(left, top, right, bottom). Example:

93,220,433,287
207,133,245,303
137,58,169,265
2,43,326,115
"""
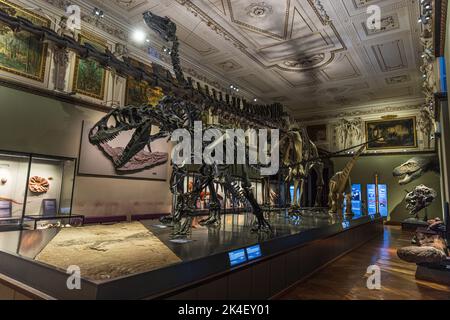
28,176,50,193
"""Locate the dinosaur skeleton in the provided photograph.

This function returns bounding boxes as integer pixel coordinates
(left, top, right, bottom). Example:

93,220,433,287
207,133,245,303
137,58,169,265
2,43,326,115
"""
328,144,366,215
0,9,326,235
0,10,284,129
87,12,283,237
282,126,324,208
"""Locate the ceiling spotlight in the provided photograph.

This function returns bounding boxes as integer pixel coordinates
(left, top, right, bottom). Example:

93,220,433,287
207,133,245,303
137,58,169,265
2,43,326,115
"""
230,85,234,89
145,38,150,43
93,7,104,18
132,29,147,43
253,98,257,102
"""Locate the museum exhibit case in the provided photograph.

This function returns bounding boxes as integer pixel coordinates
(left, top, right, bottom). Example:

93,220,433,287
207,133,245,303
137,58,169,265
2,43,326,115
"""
0,151,76,231
0,0,448,303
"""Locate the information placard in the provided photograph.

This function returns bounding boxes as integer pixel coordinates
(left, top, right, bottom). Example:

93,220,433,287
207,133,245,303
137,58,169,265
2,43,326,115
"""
343,184,362,215
378,184,388,217
228,249,247,266
367,184,388,216
246,245,262,260
367,184,377,215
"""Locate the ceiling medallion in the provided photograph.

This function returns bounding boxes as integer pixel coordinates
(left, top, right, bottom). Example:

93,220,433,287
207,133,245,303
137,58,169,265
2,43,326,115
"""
246,2,273,18
283,54,326,69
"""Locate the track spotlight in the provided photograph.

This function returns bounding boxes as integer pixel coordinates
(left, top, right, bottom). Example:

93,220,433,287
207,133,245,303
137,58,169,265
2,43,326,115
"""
132,29,147,43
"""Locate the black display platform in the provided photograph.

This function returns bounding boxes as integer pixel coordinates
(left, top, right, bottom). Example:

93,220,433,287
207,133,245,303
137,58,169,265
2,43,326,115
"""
0,212,383,299
416,260,450,285
401,218,428,231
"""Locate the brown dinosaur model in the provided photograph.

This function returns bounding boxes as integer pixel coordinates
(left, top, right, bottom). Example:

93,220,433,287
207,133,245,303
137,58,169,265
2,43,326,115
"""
328,145,366,215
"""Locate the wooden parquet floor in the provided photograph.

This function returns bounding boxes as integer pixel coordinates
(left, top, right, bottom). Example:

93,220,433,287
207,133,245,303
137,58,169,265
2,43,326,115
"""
278,226,450,300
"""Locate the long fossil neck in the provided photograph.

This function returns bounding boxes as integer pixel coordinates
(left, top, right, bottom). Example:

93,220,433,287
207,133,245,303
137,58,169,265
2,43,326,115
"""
341,145,366,181
170,37,186,85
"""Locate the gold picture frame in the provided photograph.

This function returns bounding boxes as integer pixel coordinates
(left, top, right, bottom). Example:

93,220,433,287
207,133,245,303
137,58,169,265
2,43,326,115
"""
365,116,417,150
125,57,164,106
72,33,107,100
0,0,50,82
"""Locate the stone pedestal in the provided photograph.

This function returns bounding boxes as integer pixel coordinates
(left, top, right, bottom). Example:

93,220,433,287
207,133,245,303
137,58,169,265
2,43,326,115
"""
416,262,450,285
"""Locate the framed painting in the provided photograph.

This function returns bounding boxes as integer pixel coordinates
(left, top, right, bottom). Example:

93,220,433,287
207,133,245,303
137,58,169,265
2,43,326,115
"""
126,77,150,106
0,0,50,81
124,57,164,106
73,33,106,100
365,117,417,150
307,124,328,143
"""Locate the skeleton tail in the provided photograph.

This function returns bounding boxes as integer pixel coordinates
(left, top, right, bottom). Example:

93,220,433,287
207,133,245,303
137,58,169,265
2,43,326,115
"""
223,175,249,208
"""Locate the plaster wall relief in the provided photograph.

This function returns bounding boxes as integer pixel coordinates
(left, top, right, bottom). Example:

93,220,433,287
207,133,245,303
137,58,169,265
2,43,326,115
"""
107,43,129,107
334,118,363,150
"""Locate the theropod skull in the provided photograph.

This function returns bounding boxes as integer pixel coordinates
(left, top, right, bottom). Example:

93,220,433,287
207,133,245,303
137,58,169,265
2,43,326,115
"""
405,184,437,218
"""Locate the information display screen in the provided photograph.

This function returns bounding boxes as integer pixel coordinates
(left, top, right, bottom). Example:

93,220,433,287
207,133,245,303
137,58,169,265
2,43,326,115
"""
367,184,377,215
367,184,388,217
228,249,247,266
378,184,388,217
246,245,262,260
343,184,362,215
342,221,350,229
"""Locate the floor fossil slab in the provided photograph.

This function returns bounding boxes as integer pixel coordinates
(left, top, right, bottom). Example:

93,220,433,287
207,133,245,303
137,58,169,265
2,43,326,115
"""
35,222,181,281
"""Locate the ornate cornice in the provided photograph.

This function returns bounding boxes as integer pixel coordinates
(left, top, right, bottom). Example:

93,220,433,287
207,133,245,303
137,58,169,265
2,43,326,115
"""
42,0,127,40
434,0,447,57
297,104,422,122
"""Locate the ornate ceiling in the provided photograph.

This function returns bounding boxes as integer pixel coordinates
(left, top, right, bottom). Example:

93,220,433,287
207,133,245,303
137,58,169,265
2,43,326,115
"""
83,0,424,117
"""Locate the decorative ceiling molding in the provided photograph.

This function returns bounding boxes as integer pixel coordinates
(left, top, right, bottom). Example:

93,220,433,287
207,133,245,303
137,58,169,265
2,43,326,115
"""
297,103,422,122
42,0,128,40
362,14,400,36
228,0,290,40
175,0,346,76
307,0,331,25
175,0,248,51
38,0,425,114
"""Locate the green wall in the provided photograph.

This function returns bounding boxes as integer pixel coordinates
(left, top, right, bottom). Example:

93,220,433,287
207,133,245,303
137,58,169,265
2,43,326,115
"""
332,154,442,222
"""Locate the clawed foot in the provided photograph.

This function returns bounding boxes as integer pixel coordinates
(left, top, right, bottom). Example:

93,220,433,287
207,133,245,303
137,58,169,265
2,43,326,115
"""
171,232,189,239
160,215,173,225
251,219,272,234
199,217,221,227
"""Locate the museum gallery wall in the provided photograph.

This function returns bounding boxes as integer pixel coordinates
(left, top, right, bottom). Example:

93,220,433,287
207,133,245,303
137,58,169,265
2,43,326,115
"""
0,85,173,218
0,0,441,223
301,106,441,223
0,0,271,220
332,154,441,223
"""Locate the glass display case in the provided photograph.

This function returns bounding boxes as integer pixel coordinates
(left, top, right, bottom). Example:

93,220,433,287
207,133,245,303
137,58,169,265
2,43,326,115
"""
0,150,76,230
0,152,30,229
173,171,268,214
